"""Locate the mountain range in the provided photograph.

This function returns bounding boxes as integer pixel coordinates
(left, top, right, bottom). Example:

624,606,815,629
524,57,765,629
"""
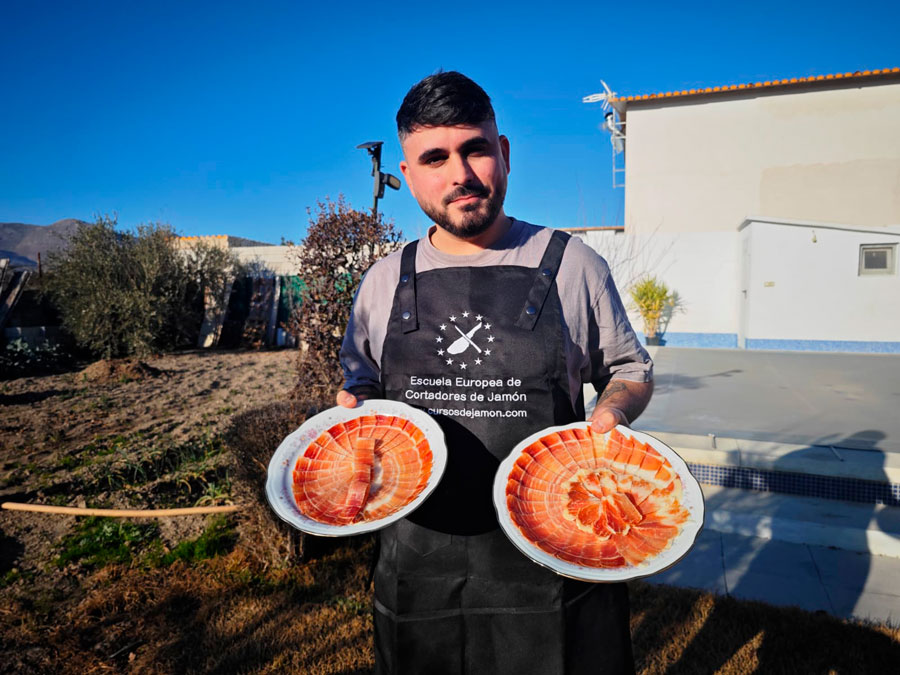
0,219,87,268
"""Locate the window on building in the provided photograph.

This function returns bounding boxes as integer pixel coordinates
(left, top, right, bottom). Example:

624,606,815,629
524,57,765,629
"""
859,244,897,275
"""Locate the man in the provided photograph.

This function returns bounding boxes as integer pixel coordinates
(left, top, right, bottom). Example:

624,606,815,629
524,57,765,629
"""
338,71,652,675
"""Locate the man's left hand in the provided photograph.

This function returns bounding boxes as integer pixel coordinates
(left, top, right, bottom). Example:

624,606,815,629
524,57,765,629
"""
588,379,654,434
589,405,629,434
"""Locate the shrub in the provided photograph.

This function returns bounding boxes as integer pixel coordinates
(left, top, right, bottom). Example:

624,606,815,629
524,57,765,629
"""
44,216,241,359
0,338,72,380
628,276,679,339
287,197,400,403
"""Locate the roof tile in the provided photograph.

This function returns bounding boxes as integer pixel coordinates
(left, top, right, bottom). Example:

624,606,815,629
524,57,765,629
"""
610,68,899,104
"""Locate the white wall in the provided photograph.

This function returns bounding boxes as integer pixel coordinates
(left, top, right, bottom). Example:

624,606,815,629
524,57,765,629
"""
740,219,900,343
231,245,297,276
623,81,900,236
568,228,740,337
611,79,900,349
571,218,900,348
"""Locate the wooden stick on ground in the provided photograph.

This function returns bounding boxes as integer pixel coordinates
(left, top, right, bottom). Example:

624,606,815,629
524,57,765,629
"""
1,502,241,517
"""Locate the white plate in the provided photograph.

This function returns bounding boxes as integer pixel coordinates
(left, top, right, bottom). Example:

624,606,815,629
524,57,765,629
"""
493,423,705,582
266,400,447,536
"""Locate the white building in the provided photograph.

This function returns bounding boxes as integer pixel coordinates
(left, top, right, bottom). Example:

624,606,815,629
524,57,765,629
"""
176,235,297,276
580,67,900,352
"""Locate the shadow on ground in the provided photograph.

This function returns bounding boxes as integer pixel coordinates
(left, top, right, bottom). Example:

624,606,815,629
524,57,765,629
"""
654,369,744,393
654,428,897,672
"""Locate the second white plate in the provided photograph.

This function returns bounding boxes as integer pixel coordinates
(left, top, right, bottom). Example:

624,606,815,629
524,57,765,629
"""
493,423,705,582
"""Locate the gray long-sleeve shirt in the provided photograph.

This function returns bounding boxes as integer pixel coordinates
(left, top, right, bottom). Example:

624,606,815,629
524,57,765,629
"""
341,218,653,409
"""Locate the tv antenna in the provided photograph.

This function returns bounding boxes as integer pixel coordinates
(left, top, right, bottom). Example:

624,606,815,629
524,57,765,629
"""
357,141,401,215
582,79,616,109
583,80,626,187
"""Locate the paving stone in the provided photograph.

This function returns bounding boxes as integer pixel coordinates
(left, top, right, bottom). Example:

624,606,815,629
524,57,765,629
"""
827,587,900,626
645,529,726,594
809,545,900,597
725,569,834,613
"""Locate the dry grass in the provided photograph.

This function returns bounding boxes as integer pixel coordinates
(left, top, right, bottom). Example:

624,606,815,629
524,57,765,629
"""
0,538,376,674
3,543,898,674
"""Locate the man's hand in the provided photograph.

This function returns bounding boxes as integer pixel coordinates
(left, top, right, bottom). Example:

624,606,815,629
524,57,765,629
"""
589,406,629,434
589,380,654,434
335,389,369,409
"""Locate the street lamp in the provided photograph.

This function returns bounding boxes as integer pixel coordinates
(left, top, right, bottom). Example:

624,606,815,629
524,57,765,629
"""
357,141,401,216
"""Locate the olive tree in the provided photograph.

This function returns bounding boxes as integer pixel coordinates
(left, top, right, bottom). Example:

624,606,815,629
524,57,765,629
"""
45,216,241,359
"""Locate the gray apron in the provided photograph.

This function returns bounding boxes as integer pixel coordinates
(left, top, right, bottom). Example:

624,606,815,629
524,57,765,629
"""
376,230,634,675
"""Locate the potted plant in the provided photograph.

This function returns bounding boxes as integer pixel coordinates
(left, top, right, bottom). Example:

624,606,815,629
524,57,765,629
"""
628,276,677,346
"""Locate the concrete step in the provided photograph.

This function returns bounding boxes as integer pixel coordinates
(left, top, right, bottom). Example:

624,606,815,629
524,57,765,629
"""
648,528,900,625
649,429,900,484
585,386,900,484
650,487,900,623
701,484,900,558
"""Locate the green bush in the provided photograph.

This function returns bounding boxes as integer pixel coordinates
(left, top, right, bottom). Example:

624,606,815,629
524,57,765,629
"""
44,216,241,359
0,338,71,379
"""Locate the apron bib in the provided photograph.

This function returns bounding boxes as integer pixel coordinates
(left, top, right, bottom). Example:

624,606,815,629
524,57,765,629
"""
375,231,633,675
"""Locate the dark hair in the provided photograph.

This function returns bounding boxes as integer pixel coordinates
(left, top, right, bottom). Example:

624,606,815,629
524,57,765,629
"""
396,71,495,139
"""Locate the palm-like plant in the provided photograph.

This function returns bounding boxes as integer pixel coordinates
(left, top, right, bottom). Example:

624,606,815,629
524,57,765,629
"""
629,276,677,340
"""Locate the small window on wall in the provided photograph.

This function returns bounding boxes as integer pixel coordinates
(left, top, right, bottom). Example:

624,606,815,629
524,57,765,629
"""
859,244,897,275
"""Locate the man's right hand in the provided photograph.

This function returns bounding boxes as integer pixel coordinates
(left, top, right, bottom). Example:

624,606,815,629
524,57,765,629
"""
335,390,368,409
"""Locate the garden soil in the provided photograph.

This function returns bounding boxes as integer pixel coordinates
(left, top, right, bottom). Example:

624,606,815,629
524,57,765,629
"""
1,349,296,576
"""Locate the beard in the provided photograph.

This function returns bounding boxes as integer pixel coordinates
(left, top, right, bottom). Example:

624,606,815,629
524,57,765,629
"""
420,182,506,239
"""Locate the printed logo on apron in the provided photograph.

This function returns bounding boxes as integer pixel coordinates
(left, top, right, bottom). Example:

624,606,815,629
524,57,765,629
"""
434,310,498,369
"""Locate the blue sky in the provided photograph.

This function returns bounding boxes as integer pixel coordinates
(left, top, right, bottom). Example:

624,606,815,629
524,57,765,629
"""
2,1,898,243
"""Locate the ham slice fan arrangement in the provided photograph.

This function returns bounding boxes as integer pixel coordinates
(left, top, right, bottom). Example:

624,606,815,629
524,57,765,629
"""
292,415,433,525
506,427,691,569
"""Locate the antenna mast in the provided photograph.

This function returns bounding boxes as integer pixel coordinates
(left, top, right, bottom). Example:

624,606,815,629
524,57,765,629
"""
583,80,626,188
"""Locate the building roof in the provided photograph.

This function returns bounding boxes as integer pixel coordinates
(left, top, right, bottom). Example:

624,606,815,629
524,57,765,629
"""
610,67,900,108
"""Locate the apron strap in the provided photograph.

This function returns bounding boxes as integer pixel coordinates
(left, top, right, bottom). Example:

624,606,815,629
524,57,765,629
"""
398,240,419,334
515,229,571,330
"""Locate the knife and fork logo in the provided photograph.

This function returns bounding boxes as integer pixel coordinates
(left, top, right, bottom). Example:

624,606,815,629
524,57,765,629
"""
436,312,496,366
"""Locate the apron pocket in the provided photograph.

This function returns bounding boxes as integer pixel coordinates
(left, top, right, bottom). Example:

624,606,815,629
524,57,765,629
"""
375,603,463,675
378,520,466,614
465,608,565,675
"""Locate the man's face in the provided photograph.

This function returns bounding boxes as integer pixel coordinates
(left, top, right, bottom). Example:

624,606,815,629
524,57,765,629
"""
399,121,510,239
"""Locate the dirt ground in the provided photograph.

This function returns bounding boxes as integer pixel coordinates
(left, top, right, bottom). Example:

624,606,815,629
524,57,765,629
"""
1,349,296,575
0,348,384,674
